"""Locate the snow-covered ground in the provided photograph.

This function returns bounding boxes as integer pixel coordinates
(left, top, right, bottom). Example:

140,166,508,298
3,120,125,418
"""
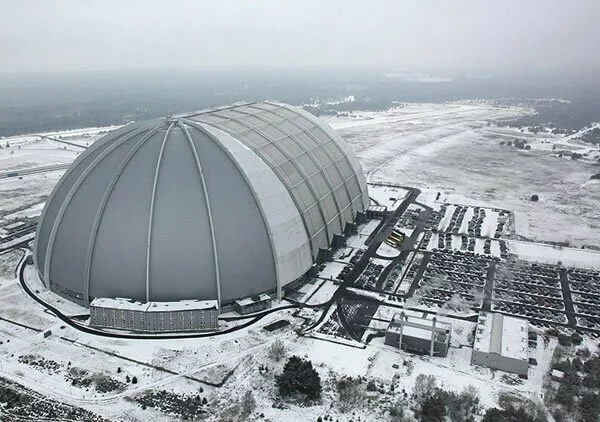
508,240,600,269
368,184,409,209
329,102,600,247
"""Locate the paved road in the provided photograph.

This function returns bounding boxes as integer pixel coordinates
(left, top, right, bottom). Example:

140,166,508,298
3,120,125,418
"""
559,269,577,327
0,163,70,179
481,261,497,312
41,135,88,150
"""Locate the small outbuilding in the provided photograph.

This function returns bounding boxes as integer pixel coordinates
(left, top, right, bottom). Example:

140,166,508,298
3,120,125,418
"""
234,294,272,315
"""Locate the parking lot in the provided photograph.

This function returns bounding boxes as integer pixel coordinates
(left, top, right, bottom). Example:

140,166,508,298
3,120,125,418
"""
354,261,385,290
568,268,600,329
430,203,511,239
382,252,424,294
491,261,567,325
412,250,489,308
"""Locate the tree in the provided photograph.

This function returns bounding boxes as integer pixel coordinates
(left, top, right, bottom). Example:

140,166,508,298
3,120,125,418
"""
555,383,576,411
530,194,539,202
446,386,480,422
482,406,545,422
276,356,322,400
268,339,286,361
571,332,583,345
580,393,600,422
420,392,447,422
336,377,363,412
412,374,437,409
131,376,137,384
241,390,256,417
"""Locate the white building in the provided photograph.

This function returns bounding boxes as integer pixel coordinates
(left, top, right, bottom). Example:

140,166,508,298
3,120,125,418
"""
471,312,529,376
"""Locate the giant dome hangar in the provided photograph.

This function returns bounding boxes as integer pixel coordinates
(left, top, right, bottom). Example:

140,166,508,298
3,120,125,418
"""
33,102,369,331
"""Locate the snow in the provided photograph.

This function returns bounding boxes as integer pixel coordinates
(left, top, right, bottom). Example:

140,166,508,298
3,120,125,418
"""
368,184,409,209
388,314,452,341
329,101,600,247
473,312,528,361
377,242,400,258
346,218,381,249
234,294,270,307
2,202,45,220
0,105,598,419
90,298,219,312
508,239,600,269
317,261,347,280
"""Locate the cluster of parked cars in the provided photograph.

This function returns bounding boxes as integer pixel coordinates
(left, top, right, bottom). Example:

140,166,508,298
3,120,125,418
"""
354,262,384,289
493,212,509,238
415,251,489,306
492,300,566,323
445,205,468,234
492,260,566,323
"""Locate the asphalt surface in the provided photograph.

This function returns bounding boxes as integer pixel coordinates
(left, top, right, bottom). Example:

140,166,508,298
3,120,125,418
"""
0,163,70,179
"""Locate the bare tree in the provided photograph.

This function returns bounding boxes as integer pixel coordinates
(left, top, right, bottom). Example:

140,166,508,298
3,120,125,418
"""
268,339,286,361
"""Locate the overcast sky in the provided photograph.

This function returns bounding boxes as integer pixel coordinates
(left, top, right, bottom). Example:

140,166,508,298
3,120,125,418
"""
1,0,598,74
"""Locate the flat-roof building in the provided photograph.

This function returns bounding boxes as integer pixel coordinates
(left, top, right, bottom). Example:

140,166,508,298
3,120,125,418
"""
235,294,272,315
471,312,529,376
90,297,219,332
385,312,452,357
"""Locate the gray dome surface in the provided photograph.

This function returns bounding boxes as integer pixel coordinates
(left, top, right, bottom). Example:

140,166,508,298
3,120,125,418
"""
34,102,369,307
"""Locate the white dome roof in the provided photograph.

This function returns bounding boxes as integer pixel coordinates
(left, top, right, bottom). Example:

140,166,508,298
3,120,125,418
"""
34,102,369,306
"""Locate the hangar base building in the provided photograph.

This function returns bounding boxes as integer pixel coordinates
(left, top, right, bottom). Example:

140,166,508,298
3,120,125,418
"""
90,298,219,332
33,102,369,333
471,312,529,376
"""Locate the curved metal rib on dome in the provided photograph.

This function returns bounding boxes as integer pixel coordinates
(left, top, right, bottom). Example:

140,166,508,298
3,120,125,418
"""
146,123,175,302
181,119,282,300
178,120,222,307
33,123,150,278
201,111,330,257
82,127,162,306
187,102,369,256
42,124,156,295
228,106,347,238
249,103,358,221
284,103,370,211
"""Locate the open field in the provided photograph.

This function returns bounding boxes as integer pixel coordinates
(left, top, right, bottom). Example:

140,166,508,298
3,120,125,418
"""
329,102,600,248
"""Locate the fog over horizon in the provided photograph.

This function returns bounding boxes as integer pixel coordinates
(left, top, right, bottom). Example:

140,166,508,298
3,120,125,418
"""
1,0,599,76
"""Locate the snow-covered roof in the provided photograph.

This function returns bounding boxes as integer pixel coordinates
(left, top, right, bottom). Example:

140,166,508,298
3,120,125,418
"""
235,294,271,307
145,300,219,312
387,313,452,341
552,369,565,379
90,298,218,312
473,312,528,361
90,297,148,311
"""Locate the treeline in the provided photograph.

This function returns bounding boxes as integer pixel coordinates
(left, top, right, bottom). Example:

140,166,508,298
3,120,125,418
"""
496,99,600,132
